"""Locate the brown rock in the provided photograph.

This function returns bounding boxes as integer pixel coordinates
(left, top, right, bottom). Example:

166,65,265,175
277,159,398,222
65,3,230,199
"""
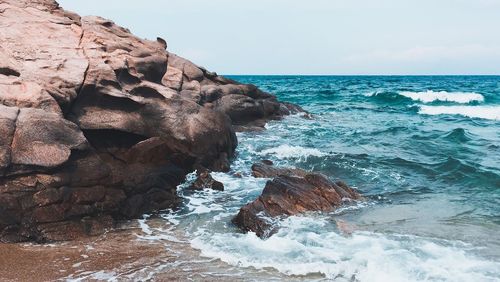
233,163,362,238
32,204,68,223
36,215,114,242
0,0,302,242
215,94,265,124
200,85,223,104
0,105,18,174
11,108,88,169
189,168,224,191
167,54,204,82
0,77,61,114
182,80,201,92
70,187,106,205
162,65,183,91
33,188,62,207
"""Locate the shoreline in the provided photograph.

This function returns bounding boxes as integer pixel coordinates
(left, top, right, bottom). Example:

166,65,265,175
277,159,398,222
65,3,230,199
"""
0,217,309,281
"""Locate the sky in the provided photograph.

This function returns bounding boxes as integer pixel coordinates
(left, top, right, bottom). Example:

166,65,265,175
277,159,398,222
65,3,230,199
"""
58,0,500,75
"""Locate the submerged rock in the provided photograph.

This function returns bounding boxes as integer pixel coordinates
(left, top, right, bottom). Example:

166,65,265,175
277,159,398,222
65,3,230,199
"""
189,168,224,191
251,160,308,178
233,162,362,238
0,0,298,242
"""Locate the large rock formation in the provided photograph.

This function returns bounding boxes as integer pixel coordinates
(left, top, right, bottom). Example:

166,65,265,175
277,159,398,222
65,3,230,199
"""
233,162,362,238
0,0,299,242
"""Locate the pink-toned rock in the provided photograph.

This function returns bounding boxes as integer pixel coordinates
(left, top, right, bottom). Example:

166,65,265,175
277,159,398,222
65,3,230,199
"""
0,0,87,110
162,65,183,91
0,0,301,242
11,108,88,169
0,77,62,114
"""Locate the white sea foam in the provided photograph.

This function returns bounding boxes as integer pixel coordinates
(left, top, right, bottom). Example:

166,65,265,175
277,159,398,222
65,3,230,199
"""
184,192,224,215
399,90,484,103
419,105,500,120
135,218,184,243
259,144,326,159
137,218,153,235
174,171,225,215
367,90,485,104
191,216,500,282
66,270,118,282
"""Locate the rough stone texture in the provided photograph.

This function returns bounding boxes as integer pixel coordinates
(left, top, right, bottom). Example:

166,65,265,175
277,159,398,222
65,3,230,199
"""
233,162,362,238
0,0,299,242
11,108,88,169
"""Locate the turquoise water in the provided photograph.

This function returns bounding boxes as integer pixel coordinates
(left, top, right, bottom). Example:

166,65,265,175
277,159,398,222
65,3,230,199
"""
153,76,500,281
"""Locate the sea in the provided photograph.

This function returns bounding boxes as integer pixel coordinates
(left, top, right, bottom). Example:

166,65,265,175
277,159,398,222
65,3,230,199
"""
75,76,500,281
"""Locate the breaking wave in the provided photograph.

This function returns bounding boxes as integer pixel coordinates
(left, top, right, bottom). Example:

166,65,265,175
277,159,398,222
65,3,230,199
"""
191,216,500,281
399,90,484,104
259,144,326,159
418,105,500,120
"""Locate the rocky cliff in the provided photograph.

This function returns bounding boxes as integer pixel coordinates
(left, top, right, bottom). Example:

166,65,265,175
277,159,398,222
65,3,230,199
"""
0,0,300,242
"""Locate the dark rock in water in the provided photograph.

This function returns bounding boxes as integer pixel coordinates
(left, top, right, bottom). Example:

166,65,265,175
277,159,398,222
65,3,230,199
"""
189,168,224,191
0,0,299,242
261,159,274,165
280,102,308,116
233,163,362,238
232,172,243,178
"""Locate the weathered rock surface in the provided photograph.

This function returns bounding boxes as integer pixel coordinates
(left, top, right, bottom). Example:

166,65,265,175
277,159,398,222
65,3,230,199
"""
233,162,362,238
0,0,299,242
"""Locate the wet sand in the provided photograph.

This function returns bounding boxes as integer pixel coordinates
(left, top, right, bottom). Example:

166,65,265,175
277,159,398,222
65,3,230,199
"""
0,224,174,281
0,219,316,281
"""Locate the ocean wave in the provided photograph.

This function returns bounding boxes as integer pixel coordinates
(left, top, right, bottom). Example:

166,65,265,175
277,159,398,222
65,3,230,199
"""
259,144,326,159
399,90,484,104
366,91,411,104
369,126,411,136
418,105,500,120
191,216,500,281
367,90,485,104
381,156,499,180
442,128,473,143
